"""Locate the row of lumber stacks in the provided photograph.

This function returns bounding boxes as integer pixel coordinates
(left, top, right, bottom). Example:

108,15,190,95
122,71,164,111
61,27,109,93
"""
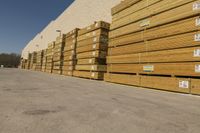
62,28,79,76
41,50,47,72
73,21,110,80
46,42,55,73
105,0,200,95
30,52,37,70
35,50,44,71
52,35,66,75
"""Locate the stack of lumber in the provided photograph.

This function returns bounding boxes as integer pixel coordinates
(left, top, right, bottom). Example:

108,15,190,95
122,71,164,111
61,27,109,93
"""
105,0,200,95
46,42,55,73
35,50,44,71
73,21,110,80
41,50,47,72
20,59,27,69
62,28,79,76
30,52,37,70
52,35,66,75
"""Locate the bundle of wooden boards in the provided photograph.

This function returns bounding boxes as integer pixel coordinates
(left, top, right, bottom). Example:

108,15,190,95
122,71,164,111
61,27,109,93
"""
105,0,200,95
29,52,37,70
73,21,110,80
41,50,47,72
35,50,44,71
62,29,79,76
46,42,55,73
52,35,65,75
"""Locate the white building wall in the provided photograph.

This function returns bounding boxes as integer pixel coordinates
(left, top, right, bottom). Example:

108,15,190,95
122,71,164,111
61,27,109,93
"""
21,0,121,59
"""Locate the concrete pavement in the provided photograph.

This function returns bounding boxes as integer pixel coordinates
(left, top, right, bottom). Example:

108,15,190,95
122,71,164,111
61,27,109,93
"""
0,68,200,133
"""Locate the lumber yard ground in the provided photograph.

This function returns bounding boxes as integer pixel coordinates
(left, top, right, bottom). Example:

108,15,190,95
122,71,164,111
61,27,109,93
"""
0,68,200,133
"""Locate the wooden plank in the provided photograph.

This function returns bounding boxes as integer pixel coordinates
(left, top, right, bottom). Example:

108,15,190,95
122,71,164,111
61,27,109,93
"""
78,21,110,36
62,70,73,76
63,50,75,56
76,50,107,59
108,32,200,56
62,66,74,71
111,0,141,15
73,70,104,80
140,76,190,93
63,55,75,61
75,65,107,72
77,58,106,65
65,28,79,38
76,43,108,54
110,0,200,38
111,0,195,30
107,62,200,77
191,78,200,95
77,28,109,42
109,16,200,47
107,46,200,64
63,60,76,66
112,0,161,22
77,35,108,48
104,73,140,86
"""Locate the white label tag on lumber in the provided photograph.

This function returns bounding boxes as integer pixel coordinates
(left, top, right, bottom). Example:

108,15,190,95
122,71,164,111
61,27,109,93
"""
194,34,200,41
91,73,95,77
195,65,200,72
140,19,150,27
93,37,97,42
194,49,200,57
179,81,189,89
89,59,92,64
92,51,96,56
91,66,95,70
93,31,96,36
92,44,97,49
95,23,99,27
193,2,200,11
143,65,154,72
196,18,200,26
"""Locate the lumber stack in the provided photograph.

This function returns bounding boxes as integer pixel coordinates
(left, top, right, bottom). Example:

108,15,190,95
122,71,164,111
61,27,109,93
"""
30,52,37,70
105,0,200,94
41,50,47,72
35,50,44,71
62,28,79,76
73,21,110,80
52,35,66,75
46,42,55,73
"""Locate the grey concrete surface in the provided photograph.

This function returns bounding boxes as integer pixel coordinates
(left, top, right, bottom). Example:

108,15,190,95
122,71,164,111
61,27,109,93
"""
0,68,200,133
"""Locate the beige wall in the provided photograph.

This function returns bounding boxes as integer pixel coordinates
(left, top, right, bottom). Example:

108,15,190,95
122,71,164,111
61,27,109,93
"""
21,0,121,59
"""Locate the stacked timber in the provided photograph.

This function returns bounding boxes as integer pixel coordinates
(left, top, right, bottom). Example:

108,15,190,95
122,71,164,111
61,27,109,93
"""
52,35,66,75
41,50,47,72
30,52,37,70
62,28,79,76
73,21,110,80
20,59,27,69
35,50,44,71
46,42,55,73
105,0,200,95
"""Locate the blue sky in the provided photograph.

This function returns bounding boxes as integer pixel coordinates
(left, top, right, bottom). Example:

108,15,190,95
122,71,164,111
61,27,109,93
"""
0,0,74,54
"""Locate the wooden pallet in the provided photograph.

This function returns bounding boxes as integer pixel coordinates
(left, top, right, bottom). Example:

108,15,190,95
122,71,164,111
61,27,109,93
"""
109,16,200,47
73,70,104,80
77,28,109,42
77,58,106,65
108,32,200,56
77,50,107,59
76,43,108,54
107,62,200,77
107,46,200,64
78,21,110,36
75,65,107,72
110,0,200,38
105,73,191,93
